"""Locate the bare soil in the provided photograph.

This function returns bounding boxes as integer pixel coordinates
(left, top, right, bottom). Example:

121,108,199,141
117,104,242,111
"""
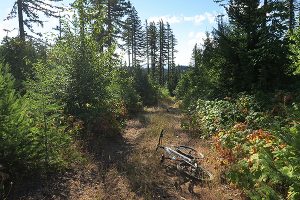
14,100,245,200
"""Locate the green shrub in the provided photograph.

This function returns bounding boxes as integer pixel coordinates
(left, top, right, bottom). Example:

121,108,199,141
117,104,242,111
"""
0,64,32,172
134,68,159,106
26,61,76,170
187,97,245,137
108,68,142,117
187,93,300,199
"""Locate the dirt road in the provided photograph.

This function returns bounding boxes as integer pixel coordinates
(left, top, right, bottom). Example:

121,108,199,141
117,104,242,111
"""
15,100,244,200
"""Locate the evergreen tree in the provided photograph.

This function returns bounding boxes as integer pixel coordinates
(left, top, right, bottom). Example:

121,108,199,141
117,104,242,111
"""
289,24,300,74
96,0,130,48
123,5,144,68
287,0,296,31
66,0,111,119
145,20,150,73
0,37,40,91
26,61,74,171
213,0,290,91
7,0,63,40
0,63,31,172
170,32,177,69
148,22,159,80
158,20,168,85
168,32,178,94
166,22,171,84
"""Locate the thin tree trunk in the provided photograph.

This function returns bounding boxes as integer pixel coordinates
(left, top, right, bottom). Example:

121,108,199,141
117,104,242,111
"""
131,26,134,68
17,0,25,40
107,0,112,47
263,0,267,29
289,0,294,32
146,20,150,74
127,42,131,68
167,25,170,85
58,13,62,39
79,2,85,57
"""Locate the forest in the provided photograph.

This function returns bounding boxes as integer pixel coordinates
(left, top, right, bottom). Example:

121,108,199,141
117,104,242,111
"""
1,0,300,199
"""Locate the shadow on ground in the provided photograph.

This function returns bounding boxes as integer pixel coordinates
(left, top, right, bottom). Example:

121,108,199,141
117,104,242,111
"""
12,100,244,200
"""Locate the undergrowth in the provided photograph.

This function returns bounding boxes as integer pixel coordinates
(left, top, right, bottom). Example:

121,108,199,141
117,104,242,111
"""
183,92,300,199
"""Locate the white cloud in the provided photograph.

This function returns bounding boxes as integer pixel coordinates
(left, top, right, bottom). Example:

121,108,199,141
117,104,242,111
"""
188,31,207,46
186,12,217,25
148,15,183,24
148,12,217,25
147,13,216,65
175,31,206,66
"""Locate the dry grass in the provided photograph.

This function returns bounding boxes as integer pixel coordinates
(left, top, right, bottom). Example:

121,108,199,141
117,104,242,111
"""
116,100,244,200
15,99,245,200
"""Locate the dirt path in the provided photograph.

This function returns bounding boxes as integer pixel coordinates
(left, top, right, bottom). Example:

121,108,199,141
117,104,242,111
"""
15,100,244,200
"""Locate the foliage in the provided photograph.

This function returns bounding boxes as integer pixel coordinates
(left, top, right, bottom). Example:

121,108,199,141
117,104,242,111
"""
26,61,76,170
0,61,76,177
145,20,178,86
185,93,300,199
177,0,293,106
48,0,146,135
0,63,32,173
134,68,159,106
0,37,41,91
158,86,171,99
108,68,142,118
289,26,300,75
123,5,144,68
175,66,220,107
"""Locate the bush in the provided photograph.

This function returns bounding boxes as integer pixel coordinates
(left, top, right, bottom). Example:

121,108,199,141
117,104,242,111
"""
0,37,41,91
26,61,76,170
0,64,32,173
108,68,142,118
186,93,300,199
134,68,159,106
0,61,77,181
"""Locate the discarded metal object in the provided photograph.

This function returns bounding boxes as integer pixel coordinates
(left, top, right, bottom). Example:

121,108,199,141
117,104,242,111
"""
156,130,213,182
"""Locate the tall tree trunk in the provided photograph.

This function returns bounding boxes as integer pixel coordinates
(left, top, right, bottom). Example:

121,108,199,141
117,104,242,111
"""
131,26,134,68
263,0,267,29
167,25,170,85
159,21,163,85
127,43,131,68
58,13,62,39
107,0,112,47
79,0,86,60
146,20,150,74
289,0,295,32
17,0,25,40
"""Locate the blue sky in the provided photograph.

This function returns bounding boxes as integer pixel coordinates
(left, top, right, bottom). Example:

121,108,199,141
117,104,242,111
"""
0,0,224,65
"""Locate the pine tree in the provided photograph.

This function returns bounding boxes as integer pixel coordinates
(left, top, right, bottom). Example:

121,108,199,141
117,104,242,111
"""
145,20,150,73
26,61,73,171
0,37,39,91
124,16,132,67
166,22,171,84
0,63,31,172
158,20,168,85
170,33,177,68
148,22,158,80
7,0,63,40
213,0,290,91
287,0,296,31
96,0,130,48
123,5,144,69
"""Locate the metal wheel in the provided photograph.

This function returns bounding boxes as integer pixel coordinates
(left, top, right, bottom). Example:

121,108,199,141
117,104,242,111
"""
175,146,204,160
176,162,213,182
